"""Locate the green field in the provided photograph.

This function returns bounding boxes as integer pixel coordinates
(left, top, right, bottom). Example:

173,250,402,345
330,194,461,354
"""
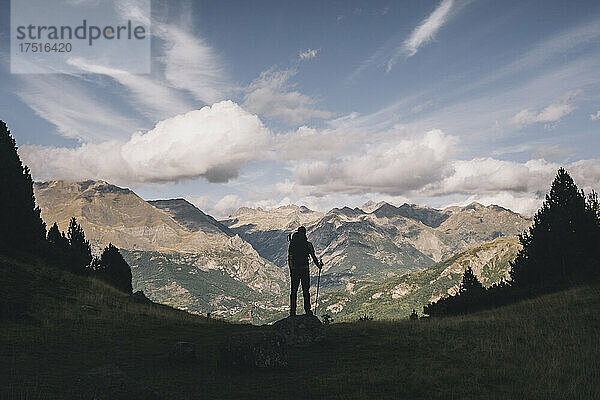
2,254,599,399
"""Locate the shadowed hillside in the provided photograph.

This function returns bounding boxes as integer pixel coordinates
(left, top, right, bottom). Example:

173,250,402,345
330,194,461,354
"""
2,253,598,399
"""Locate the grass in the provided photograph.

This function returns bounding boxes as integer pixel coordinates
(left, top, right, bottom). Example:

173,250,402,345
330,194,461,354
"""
1,254,599,399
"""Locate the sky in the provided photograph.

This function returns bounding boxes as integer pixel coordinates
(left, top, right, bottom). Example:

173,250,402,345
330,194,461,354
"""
1,0,600,218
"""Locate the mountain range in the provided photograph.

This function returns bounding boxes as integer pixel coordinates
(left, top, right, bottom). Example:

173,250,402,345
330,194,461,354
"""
221,201,531,292
33,180,288,322
34,180,531,323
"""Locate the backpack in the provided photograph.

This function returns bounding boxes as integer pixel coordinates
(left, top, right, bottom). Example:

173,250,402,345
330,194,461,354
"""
288,232,310,268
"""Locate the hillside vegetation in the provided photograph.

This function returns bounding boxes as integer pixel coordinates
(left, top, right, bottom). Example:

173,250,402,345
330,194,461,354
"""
318,236,521,320
2,254,598,399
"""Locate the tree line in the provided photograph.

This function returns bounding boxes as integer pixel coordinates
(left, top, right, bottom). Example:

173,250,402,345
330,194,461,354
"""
425,168,600,317
0,120,132,294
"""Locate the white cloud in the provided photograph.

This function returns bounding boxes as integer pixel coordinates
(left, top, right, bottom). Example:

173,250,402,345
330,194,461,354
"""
20,101,271,184
299,49,319,60
213,194,243,217
590,110,600,120
432,158,556,196
387,0,455,71
430,158,600,214
243,68,333,124
279,129,458,196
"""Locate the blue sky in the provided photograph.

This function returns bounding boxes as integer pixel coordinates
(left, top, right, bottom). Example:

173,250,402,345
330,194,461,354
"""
1,0,599,217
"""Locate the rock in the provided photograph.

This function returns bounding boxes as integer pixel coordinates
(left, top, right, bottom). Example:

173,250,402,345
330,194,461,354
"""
272,314,325,347
80,304,101,313
170,341,196,362
219,315,326,368
221,331,288,368
130,290,153,304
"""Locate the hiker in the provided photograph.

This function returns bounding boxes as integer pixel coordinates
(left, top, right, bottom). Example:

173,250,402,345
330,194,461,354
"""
288,226,323,316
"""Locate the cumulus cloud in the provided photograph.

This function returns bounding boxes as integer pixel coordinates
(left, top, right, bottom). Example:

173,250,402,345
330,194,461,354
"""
431,158,556,196
279,129,458,196
20,101,271,184
510,91,580,127
243,68,333,124
212,194,243,217
590,110,600,120
434,158,600,215
299,49,319,60
387,0,456,71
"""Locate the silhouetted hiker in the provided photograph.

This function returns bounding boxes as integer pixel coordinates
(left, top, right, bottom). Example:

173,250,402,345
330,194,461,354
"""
288,226,322,316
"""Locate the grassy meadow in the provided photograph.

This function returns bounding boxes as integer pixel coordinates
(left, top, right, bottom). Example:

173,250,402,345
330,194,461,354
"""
1,254,599,399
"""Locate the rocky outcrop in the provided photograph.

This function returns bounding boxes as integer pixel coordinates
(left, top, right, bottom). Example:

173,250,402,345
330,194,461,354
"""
272,314,325,347
220,315,325,368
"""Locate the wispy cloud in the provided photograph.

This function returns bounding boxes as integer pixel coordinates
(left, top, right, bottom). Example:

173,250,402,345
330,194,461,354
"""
348,0,464,81
510,90,581,127
299,48,319,60
590,110,600,120
156,24,232,105
243,68,333,124
16,74,141,142
387,0,455,71
66,57,192,120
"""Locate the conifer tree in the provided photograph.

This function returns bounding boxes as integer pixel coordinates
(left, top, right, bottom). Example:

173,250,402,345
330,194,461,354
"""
510,168,600,287
0,120,46,254
47,222,69,267
459,266,484,294
67,217,92,274
96,243,133,293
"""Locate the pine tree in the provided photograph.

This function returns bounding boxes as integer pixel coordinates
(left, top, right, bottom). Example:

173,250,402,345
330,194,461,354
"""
510,168,600,287
47,222,69,267
0,120,46,254
67,217,92,274
459,266,484,294
96,243,133,293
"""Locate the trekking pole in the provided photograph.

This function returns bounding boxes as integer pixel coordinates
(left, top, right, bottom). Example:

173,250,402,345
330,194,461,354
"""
314,258,322,316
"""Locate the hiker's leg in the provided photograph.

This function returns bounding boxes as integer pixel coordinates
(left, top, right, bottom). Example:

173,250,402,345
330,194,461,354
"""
290,269,300,316
300,268,311,314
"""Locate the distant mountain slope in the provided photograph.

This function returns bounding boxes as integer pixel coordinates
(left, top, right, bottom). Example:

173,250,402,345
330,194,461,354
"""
371,202,450,228
148,198,233,236
318,236,521,320
34,180,288,322
306,208,436,290
221,205,324,267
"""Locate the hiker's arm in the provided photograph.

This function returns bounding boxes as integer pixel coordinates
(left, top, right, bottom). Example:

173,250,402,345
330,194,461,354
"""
308,242,321,268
